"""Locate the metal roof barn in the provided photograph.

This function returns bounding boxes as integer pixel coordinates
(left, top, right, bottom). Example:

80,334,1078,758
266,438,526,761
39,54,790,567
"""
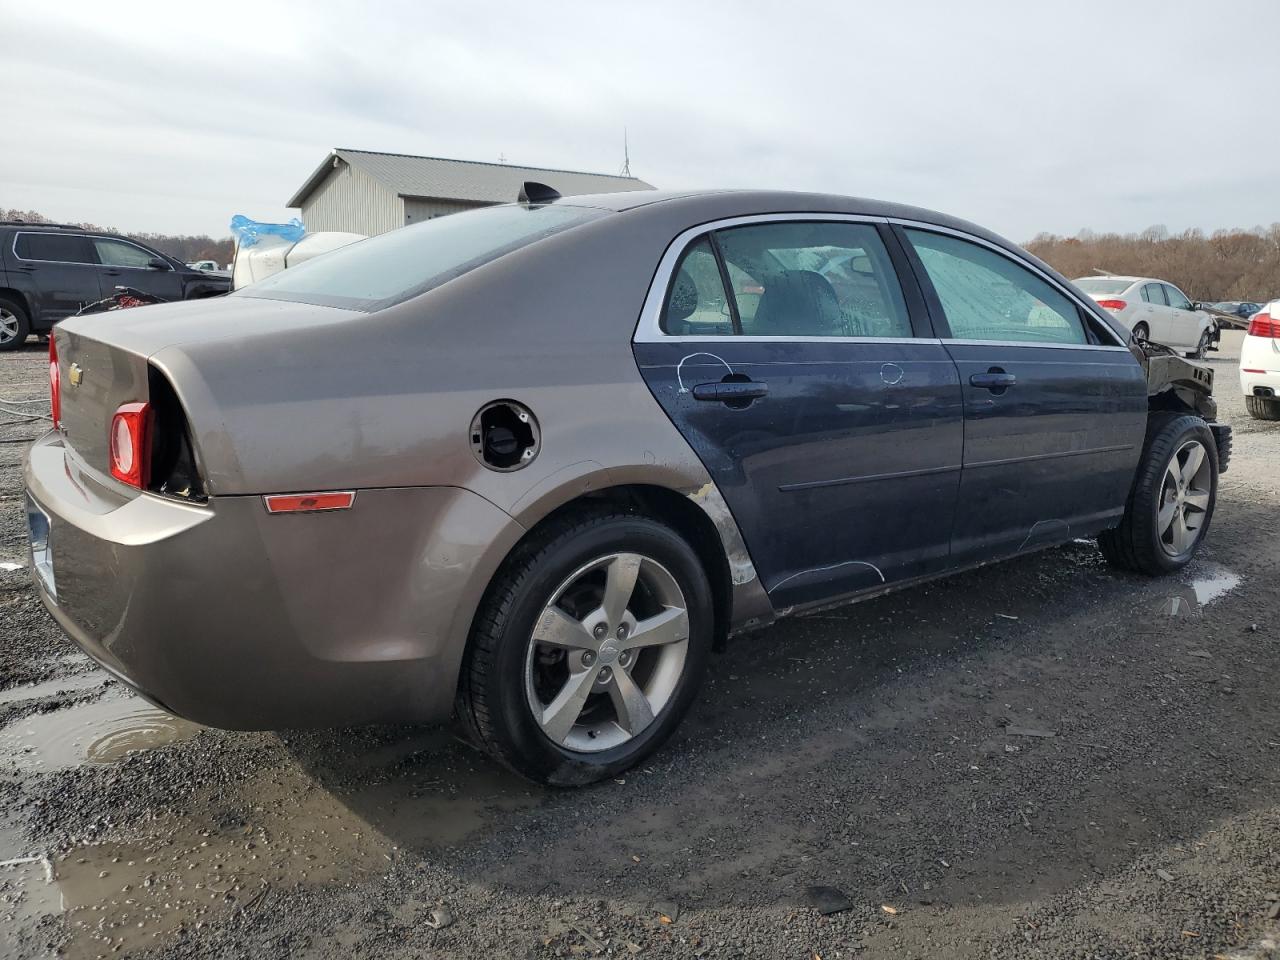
287,148,656,236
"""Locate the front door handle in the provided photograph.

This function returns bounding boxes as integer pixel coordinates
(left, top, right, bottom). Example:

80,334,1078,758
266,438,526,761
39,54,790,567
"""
691,380,769,402
969,369,1017,393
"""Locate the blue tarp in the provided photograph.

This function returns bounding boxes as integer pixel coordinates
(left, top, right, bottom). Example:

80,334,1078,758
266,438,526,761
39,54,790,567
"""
229,215,306,247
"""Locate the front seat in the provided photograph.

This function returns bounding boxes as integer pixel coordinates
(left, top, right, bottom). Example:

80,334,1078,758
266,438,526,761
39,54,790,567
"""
750,270,844,336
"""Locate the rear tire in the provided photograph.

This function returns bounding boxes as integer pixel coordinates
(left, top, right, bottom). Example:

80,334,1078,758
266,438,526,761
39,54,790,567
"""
1099,412,1218,575
457,508,714,786
1245,395,1280,420
1131,321,1150,342
0,297,30,351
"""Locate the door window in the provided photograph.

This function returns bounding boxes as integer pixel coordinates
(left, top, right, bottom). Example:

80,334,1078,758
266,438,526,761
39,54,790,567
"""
13,233,94,264
1163,284,1192,310
1143,283,1167,305
905,229,1087,345
663,221,912,338
93,238,160,269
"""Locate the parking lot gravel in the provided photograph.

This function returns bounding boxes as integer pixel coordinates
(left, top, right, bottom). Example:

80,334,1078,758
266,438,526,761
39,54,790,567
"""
1,332,1278,960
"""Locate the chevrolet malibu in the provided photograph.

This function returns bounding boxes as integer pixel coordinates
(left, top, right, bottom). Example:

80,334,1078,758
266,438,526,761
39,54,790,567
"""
25,188,1232,785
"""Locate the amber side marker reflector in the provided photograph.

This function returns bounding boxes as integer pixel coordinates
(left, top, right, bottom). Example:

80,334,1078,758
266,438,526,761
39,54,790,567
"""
263,491,355,514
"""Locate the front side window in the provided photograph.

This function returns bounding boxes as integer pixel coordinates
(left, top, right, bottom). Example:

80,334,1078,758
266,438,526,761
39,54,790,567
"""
661,221,912,338
1164,284,1192,310
239,203,605,311
93,238,159,268
905,230,1087,345
14,233,94,264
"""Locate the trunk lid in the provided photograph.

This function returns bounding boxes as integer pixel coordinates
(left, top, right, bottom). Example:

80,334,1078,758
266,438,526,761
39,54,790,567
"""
53,295,359,478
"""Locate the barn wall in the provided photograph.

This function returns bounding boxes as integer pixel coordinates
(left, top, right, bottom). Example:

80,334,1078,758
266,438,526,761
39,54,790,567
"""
299,162,403,236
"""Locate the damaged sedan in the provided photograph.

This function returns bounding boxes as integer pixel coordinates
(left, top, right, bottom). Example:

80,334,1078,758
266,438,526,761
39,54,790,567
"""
25,187,1230,785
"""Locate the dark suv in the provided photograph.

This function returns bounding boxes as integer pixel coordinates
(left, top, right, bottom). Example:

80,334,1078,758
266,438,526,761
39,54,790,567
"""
0,222,230,350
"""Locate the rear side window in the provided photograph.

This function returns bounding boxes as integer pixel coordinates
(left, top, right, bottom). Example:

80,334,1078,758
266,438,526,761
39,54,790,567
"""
13,233,94,264
661,221,912,338
1143,283,1167,305
238,204,606,311
93,238,157,268
661,238,734,335
905,229,1087,345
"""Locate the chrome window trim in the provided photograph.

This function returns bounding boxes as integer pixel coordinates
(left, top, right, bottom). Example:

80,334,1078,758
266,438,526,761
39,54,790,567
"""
11,231,96,267
888,217,1130,349
634,212,909,344
940,338,1133,353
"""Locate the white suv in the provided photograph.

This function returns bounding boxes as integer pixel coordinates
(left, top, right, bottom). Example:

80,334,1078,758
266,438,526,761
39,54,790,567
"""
1241,301,1280,420
1074,275,1216,358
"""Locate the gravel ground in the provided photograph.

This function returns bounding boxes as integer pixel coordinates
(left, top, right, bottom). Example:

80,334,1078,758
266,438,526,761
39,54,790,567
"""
1,332,1278,960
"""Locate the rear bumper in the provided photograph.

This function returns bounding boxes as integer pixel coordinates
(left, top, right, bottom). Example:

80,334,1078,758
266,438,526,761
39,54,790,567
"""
22,432,524,730
1240,335,1280,396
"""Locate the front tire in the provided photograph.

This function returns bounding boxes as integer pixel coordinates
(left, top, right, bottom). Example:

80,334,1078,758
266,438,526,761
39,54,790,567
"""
0,297,31,351
1099,413,1218,575
1245,395,1280,421
457,509,714,786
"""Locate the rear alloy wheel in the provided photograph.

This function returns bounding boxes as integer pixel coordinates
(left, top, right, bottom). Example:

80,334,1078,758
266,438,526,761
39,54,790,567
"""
1099,413,1218,574
0,297,31,352
458,510,713,785
1245,395,1280,421
525,553,689,753
1131,321,1150,342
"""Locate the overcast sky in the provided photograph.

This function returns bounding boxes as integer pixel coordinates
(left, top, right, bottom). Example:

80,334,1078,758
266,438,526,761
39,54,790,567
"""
2,0,1277,241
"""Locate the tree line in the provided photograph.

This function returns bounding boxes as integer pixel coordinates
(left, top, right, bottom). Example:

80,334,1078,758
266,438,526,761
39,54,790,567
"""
2,209,234,267
1027,225,1280,303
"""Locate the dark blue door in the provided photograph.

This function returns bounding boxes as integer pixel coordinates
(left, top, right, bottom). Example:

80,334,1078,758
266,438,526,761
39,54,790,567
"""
633,219,964,609
898,227,1148,562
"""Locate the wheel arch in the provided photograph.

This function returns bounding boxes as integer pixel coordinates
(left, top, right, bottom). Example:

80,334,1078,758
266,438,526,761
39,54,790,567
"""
0,287,32,320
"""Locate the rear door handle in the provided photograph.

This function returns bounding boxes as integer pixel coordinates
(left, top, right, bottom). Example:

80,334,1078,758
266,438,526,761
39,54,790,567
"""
692,380,769,402
969,370,1017,392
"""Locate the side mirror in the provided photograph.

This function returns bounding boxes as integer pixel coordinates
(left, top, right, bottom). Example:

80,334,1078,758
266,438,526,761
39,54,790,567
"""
1191,301,1204,311
147,258,170,271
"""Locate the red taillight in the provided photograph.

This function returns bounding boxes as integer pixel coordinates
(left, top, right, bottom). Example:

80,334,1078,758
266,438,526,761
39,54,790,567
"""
1096,299,1127,311
49,337,61,429
263,491,356,514
1246,312,1280,338
109,402,151,489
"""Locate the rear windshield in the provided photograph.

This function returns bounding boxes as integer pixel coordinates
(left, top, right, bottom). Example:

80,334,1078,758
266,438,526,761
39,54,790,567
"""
236,204,605,311
1073,277,1131,295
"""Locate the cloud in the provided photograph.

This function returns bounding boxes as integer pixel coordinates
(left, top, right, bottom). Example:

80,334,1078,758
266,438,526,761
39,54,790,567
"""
1,0,1277,240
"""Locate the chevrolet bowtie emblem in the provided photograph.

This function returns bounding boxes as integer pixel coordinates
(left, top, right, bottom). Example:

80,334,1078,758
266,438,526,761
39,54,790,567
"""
69,363,84,387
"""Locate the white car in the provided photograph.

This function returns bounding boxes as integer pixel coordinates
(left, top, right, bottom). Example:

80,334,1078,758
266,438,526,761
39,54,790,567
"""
1241,300,1280,420
1073,275,1216,358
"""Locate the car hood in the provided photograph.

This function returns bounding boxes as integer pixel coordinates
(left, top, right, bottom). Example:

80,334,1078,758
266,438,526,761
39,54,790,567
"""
56,294,361,359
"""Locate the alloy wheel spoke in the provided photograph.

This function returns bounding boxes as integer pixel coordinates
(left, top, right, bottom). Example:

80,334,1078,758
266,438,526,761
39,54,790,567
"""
601,554,641,628
532,605,598,652
608,667,654,735
1157,500,1178,536
540,664,602,744
1183,490,1211,513
1172,512,1191,552
623,605,689,650
1179,444,1205,487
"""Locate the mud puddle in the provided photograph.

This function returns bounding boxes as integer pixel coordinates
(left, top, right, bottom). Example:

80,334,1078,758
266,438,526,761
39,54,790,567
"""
0,670,107,708
1153,563,1242,618
49,734,539,958
0,686,201,773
